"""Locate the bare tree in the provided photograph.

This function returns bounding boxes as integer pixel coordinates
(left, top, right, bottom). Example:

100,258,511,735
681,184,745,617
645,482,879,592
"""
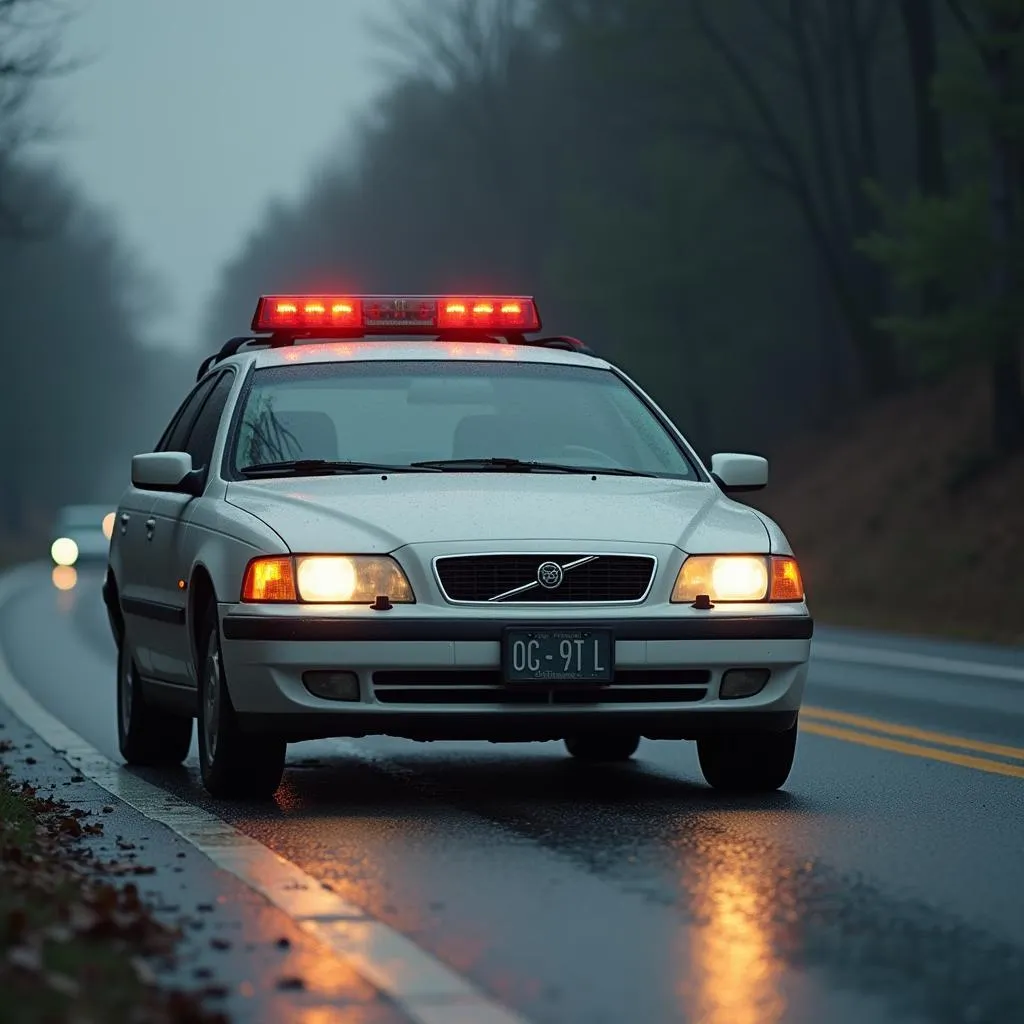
687,0,904,398
943,0,1024,454
367,0,548,277
0,0,77,236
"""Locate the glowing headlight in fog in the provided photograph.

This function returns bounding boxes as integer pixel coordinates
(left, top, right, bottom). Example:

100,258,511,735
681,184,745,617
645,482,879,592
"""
51,537,79,567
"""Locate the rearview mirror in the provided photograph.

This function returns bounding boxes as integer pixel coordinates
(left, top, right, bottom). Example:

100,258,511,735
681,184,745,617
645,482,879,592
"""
131,452,201,495
710,452,768,493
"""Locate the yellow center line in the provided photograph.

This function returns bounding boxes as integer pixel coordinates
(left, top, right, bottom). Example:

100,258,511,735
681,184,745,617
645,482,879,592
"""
800,721,1024,779
802,705,1024,762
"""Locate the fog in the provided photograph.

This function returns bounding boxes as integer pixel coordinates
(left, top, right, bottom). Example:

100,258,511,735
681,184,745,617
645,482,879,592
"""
3,0,1023,574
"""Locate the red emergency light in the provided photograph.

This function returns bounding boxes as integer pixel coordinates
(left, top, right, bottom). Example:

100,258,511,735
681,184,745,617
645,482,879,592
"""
251,294,541,335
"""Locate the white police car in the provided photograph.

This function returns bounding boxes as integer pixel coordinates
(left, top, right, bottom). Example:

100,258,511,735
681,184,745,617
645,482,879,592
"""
104,294,812,799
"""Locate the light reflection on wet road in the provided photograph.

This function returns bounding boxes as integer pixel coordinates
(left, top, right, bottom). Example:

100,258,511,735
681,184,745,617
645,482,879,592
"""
3,563,1023,1023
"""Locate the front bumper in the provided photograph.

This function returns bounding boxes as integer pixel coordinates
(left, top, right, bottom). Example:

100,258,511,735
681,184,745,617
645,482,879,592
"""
219,608,812,743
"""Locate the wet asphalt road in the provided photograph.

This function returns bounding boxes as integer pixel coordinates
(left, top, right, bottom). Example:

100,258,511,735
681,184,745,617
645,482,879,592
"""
4,562,1024,1024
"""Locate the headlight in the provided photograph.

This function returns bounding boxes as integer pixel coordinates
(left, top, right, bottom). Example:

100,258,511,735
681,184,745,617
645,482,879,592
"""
671,555,804,603
101,512,115,541
51,537,79,567
241,555,414,604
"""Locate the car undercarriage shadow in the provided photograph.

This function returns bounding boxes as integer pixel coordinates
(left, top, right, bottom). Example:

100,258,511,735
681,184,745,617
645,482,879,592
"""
129,738,821,822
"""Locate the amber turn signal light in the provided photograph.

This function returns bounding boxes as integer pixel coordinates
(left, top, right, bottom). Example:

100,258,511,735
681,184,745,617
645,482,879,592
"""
241,556,297,602
769,557,804,601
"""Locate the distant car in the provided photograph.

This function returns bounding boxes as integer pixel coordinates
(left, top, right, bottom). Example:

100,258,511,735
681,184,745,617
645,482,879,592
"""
104,293,812,801
51,504,116,567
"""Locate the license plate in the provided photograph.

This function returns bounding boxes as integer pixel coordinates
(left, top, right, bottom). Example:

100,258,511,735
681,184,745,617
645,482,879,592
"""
502,628,614,683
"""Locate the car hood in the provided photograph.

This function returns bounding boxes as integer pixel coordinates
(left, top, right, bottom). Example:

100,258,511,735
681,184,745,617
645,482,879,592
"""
224,475,770,553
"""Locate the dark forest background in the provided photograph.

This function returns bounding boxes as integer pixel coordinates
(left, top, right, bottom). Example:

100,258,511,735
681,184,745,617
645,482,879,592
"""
0,0,194,534
2,0,1022,639
206,0,1024,473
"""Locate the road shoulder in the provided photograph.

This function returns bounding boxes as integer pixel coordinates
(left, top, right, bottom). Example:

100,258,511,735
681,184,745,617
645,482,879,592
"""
0,699,407,1023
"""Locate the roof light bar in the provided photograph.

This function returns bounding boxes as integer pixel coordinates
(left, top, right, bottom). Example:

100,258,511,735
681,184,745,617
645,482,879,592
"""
251,294,541,335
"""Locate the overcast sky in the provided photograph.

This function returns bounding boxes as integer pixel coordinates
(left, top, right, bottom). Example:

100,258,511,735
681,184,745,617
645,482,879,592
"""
41,0,398,347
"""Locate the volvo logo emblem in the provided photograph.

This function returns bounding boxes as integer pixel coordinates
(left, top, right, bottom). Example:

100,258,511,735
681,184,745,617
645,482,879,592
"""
536,561,564,589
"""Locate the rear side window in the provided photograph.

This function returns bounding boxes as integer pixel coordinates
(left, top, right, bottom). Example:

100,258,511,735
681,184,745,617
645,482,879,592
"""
157,375,220,453
181,372,235,484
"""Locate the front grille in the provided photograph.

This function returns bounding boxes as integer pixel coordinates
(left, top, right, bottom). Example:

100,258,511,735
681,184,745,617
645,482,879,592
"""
371,669,709,705
434,554,656,603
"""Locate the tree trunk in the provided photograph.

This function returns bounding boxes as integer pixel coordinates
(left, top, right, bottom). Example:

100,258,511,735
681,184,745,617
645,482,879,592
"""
900,0,948,197
981,13,1024,454
901,0,952,324
990,338,1024,454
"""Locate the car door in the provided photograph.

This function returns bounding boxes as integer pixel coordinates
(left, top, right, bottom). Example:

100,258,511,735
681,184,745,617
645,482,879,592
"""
113,487,159,674
126,373,221,676
145,370,236,686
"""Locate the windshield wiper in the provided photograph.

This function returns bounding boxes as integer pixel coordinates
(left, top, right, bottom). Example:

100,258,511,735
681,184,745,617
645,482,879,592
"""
409,457,657,477
239,459,441,477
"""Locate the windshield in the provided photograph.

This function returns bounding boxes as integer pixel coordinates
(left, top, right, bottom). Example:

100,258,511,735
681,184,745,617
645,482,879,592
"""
228,360,699,479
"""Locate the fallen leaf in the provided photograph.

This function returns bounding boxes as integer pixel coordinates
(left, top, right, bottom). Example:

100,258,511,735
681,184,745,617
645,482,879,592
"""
44,923,74,943
69,903,100,933
131,956,158,986
7,945,43,972
45,971,82,997
7,907,28,942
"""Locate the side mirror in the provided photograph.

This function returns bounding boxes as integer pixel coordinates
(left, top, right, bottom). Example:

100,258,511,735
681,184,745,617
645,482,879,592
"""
710,452,768,493
131,452,202,496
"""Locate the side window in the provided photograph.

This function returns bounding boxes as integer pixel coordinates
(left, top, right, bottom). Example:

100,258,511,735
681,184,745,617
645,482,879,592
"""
182,372,235,485
157,375,219,453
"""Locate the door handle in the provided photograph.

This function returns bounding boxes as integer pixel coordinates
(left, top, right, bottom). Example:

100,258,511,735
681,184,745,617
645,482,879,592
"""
145,517,156,540
119,512,130,535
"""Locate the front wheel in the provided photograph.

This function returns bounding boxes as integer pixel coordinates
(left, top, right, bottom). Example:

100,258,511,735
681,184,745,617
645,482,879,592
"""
197,606,286,800
565,733,640,762
116,641,192,766
697,720,798,793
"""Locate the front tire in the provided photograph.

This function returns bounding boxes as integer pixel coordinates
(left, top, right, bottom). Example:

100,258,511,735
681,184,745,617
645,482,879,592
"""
697,720,798,792
117,641,192,766
564,733,640,762
197,604,286,800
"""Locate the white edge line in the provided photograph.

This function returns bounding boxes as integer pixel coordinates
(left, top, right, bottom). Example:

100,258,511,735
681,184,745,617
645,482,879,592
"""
812,641,1024,684
0,568,529,1024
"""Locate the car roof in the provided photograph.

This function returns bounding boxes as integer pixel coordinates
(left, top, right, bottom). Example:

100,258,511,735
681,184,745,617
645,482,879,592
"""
238,340,613,373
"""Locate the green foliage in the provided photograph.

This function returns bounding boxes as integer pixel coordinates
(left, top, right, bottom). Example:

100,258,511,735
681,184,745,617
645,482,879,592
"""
859,181,998,369
861,0,1024,386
